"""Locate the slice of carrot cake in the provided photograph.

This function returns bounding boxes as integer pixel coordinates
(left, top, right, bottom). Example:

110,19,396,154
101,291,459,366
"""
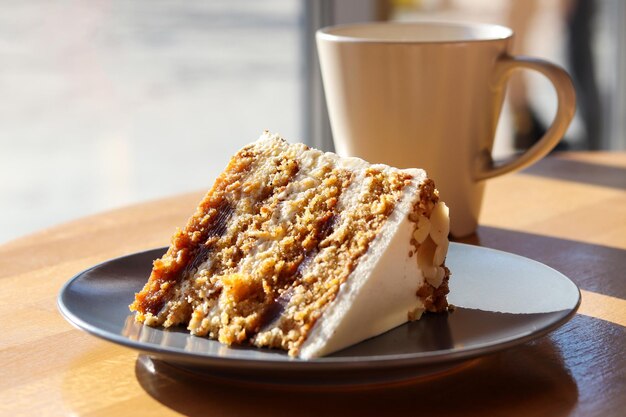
130,131,450,358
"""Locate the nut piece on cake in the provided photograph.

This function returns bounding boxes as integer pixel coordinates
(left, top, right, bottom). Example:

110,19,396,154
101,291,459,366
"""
129,131,451,358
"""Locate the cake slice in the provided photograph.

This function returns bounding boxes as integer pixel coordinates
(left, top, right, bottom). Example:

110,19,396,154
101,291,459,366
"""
130,131,450,358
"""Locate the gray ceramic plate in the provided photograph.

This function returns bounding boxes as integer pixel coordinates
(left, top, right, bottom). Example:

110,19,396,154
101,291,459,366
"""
58,243,580,386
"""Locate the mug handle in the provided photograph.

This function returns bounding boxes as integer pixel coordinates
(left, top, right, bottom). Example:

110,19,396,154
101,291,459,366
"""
474,55,576,181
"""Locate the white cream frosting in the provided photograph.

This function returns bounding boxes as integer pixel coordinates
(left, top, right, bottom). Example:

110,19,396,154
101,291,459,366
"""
299,169,430,359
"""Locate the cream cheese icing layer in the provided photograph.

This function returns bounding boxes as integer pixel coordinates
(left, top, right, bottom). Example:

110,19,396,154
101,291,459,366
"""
299,169,429,358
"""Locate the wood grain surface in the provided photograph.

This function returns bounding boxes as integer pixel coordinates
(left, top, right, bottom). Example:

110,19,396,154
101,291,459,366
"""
0,152,624,417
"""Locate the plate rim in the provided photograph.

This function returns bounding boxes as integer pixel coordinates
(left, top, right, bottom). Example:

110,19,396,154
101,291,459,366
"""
57,243,581,370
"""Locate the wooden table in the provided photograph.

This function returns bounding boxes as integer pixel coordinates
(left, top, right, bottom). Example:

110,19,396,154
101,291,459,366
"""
1,152,624,416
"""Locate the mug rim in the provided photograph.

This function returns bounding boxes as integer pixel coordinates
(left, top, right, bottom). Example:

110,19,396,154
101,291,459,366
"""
317,21,513,44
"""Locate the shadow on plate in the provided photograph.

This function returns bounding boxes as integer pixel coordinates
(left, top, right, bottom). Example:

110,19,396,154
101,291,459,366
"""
135,337,578,417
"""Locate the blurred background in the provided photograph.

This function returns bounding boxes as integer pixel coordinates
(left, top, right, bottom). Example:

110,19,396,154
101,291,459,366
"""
1,0,625,243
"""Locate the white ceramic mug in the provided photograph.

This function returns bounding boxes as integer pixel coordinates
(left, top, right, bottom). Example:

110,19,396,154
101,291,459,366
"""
317,22,576,237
